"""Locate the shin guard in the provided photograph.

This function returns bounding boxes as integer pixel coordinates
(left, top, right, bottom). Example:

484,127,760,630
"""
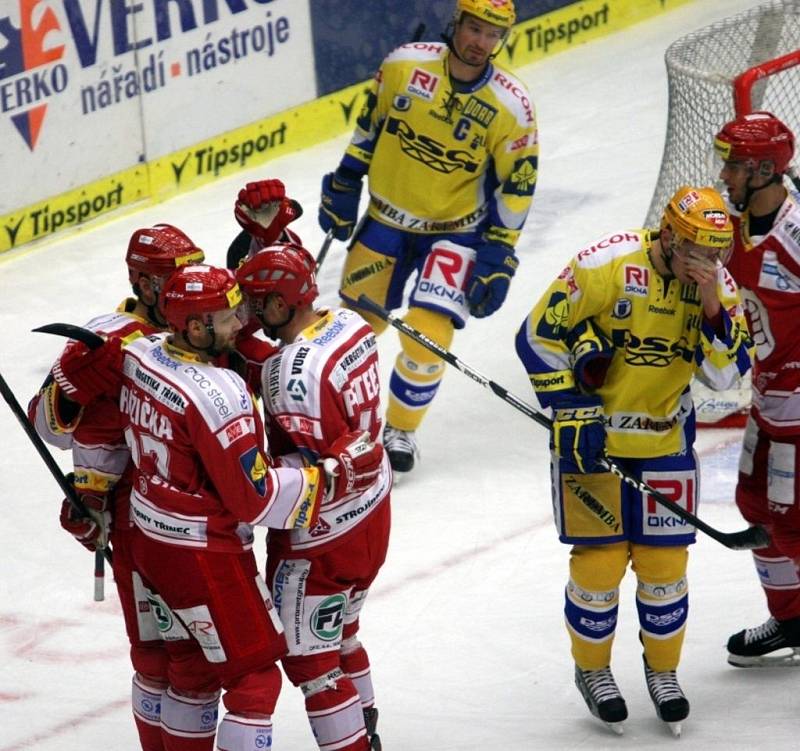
386,307,453,432
341,636,375,708
301,668,369,751
633,544,689,672
132,674,166,751
160,687,220,751
216,713,272,751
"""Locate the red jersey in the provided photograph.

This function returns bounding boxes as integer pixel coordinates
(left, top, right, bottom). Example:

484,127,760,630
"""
30,299,157,530
121,334,321,553
726,192,800,436
262,307,392,557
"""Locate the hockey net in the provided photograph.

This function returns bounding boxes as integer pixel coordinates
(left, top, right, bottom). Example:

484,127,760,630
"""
645,0,800,427
645,0,800,226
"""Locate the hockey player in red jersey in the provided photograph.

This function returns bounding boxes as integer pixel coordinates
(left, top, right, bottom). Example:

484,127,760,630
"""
714,111,800,666
53,263,384,750
236,244,392,751
29,223,205,751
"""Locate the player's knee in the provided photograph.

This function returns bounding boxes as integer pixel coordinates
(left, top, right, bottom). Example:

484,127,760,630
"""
569,542,629,590
222,665,282,716
341,635,363,656
631,543,687,582
283,652,340,687
131,643,168,682
166,643,220,697
401,307,454,361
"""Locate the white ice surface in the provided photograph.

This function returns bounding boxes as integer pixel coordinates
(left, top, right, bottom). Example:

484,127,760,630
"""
1,1,796,749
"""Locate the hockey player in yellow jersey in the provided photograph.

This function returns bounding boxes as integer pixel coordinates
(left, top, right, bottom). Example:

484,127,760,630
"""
318,0,537,474
515,186,751,736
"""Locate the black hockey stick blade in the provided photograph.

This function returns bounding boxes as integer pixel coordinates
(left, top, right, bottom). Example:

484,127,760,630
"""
354,293,770,551
33,323,104,350
717,524,771,551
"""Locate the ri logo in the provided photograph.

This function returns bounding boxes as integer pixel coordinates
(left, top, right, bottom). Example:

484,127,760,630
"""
0,1,66,150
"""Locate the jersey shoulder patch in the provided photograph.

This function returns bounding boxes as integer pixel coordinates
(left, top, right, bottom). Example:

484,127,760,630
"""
384,41,447,66
487,65,535,128
574,230,645,269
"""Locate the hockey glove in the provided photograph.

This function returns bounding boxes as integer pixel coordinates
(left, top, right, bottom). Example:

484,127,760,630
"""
321,430,384,502
567,319,615,393
318,170,362,241
52,336,124,406
59,476,111,552
466,241,519,318
550,391,606,474
234,179,302,247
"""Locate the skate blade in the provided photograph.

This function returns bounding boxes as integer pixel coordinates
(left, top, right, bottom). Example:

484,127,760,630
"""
605,721,624,736
667,721,682,738
728,648,800,668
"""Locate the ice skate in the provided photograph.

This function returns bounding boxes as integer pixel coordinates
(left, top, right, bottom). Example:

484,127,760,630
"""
727,616,800,667
383,424,419,474
364,707,382,750
643,656,689,737
574,665,627,735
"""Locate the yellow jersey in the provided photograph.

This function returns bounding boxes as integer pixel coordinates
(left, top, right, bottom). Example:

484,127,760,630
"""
341,41,538,247
516,230,752,458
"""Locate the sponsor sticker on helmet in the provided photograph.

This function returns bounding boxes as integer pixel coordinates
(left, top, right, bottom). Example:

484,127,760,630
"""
703,209,728,229
677,190,701,212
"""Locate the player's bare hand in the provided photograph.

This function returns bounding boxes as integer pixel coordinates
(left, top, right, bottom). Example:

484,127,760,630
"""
684,249,719,288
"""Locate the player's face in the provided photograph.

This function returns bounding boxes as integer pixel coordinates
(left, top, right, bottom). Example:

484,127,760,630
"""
453,15,506,66
211,307,243,352
670,238,726,285
718,159,763,206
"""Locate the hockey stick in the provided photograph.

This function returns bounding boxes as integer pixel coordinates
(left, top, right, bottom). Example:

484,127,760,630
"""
354,294,769,551
315,229,335,272
32,323,114,601
0,368,113,598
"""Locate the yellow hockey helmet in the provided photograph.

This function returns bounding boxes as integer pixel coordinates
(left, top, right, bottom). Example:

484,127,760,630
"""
660,186,733,249
454,0,516,29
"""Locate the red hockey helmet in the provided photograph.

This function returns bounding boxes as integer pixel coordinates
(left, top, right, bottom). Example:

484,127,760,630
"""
235,242,319,308
714,111,795,175
160,265,243,332
126,224,205,285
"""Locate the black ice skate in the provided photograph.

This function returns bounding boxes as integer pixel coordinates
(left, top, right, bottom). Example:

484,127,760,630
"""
364,707,382,751
643,656,689,737
383,424,419,474
574,665,628,735
727,615,800,667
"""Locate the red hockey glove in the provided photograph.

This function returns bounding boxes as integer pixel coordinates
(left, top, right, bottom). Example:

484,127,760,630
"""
52,336,124,406
59,490,111,552
321,431,384,501
234,179,301,246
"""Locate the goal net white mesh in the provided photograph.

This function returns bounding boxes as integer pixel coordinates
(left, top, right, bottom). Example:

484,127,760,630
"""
644,0,800,228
